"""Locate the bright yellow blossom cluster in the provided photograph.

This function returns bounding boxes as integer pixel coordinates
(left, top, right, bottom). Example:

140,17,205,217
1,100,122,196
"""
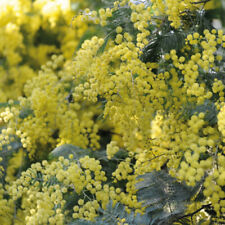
0,0,88,101
0,183,14,225
0,55,103,158
106,141,119,159
151,0,208,28
7,155,142,224
68,1,225,221
0,0,225,224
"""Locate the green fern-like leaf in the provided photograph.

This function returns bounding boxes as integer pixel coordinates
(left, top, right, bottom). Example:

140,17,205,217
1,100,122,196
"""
19,107,34,119
0,100,19,108
68,201,149,225
136,170,201,225
97,35,110,55
181,99,218,126
140,28,186,63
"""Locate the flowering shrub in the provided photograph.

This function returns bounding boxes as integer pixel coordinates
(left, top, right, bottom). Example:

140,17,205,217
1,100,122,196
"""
0,0,90,101
0,0,225,224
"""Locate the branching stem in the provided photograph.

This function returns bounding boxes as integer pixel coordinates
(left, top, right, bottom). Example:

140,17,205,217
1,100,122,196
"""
191,0,210,4
177,203,211,220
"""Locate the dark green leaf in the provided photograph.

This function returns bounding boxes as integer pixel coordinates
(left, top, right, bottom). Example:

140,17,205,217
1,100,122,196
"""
0,101,19,108
19,108,34,119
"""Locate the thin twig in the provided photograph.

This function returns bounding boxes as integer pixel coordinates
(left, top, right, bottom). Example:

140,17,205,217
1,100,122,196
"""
191,0,210,4
177,203,211,220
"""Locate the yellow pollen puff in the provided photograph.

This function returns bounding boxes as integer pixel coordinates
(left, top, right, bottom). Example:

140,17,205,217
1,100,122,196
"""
115,34,123,44
116,26,123,34
187,34,193,41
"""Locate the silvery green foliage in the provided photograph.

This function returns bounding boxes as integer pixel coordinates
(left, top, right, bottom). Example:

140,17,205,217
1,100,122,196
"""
182,99,218,126
19,107,34,119
0,100,19,109
68,170,200,225
0,138,23,183
68,201,149,225
49,144,91,160
135,171,201,225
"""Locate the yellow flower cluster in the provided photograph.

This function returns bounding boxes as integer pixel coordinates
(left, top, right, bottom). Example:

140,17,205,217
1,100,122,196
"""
218,105,225,142
69,3,225,218
203,154,225,217
113,158,133,181
106,141,119,159
5,149,25,183
0,55,102,158
0,183,14,225
7,155,142,224
0,0,88,100
0,0,225,224
151,0,206,28
129,2,151,49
